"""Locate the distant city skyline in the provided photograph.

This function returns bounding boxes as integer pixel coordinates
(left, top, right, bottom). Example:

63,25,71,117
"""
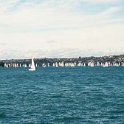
0,0,124,59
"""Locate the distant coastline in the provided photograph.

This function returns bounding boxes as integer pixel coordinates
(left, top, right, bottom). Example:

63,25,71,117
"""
0,54,124,68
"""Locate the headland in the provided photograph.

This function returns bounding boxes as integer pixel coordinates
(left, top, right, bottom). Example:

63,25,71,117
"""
0,54,124,68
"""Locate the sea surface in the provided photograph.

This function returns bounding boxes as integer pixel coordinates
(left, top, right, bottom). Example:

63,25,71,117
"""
0,67,124,124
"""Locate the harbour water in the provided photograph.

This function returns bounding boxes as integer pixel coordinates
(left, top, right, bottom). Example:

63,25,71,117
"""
0,67,124,124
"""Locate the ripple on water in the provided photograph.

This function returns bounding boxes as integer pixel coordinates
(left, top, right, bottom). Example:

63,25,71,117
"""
0,112,6,118
0,67,124,124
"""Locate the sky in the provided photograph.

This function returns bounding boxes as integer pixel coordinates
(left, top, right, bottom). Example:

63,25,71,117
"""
0,0,124,59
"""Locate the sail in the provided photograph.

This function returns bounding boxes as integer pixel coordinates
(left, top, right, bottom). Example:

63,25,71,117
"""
31,59,35,69
29,58,36,71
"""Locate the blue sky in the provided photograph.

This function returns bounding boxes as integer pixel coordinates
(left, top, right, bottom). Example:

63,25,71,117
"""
0,0,124,59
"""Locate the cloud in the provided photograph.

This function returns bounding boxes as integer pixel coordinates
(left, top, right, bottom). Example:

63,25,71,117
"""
84,0,118,4
0,22,124,59
0,4,121,34
100,7,120,16
0,0,123,59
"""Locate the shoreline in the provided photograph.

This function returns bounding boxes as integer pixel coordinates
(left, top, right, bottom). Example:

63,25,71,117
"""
0,54,124,68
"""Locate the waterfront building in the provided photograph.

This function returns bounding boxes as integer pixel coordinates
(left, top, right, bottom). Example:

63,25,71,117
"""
83,63,86,67
58,61,64,67
23,64,27,67
77,62,82,66
55,62,58,67
42,63,46,67
96,62,101,66
29,64,31,68
88,61,94,67
47,63,50,67
53,63,55,67
102,62,109,67
121,62,124,66
4,63,8,68
113,62,120,67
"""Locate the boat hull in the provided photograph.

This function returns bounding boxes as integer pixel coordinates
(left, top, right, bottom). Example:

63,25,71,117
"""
29,68,36,71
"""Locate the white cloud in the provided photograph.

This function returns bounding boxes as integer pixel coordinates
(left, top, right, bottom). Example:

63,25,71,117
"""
0,0,123,59
0,23,124,59
0,4,121,33
100,7,120,16
84,0,118,4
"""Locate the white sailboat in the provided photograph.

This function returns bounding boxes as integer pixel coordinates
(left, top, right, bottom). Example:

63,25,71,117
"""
29,58,36,71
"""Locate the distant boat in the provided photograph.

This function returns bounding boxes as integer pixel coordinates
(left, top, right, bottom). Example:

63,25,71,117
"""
29,58,36,71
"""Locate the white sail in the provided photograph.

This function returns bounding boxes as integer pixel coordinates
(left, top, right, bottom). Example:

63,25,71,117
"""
29,58,36,71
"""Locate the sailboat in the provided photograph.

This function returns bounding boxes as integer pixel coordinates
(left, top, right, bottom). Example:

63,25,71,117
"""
29,58,36,71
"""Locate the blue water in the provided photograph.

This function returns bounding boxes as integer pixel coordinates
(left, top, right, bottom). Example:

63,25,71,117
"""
0,67,124,124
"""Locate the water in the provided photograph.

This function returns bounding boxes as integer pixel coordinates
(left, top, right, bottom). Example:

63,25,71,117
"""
0,67,124,124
